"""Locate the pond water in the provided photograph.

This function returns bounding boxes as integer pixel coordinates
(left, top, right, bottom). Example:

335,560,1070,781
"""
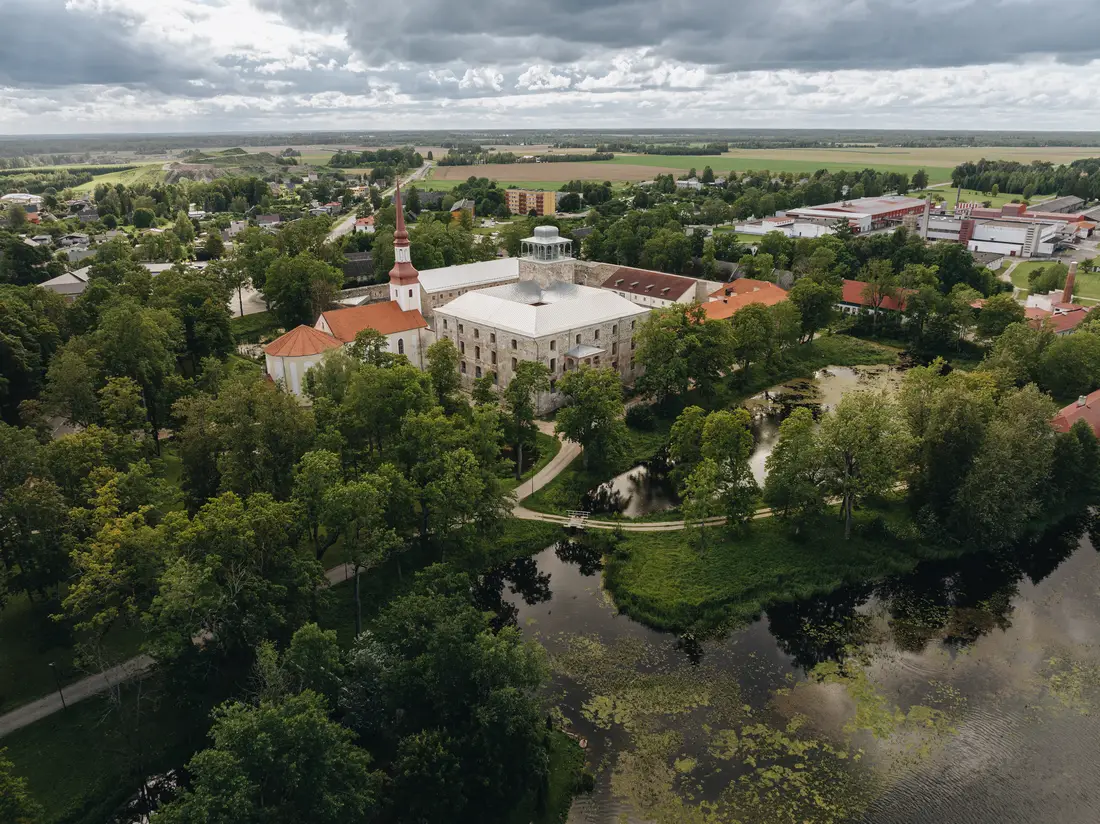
479,519,1100,823
748,365,904,485
583,365,907,514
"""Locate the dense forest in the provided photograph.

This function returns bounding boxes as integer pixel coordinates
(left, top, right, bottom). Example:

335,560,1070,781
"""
951,157,1100,199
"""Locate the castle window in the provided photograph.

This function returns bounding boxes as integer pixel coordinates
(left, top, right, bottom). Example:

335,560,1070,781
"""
398,338,404,355
612,325,618,335
594,329,600,340
461,361,467,374
550,358,556,372
476,366,482,378
550,340,556,351
512,358,518,370
460,341,465,354
490,333,496,344
576,334,581,345
491,352,497,365
459,324,464,334
474,329,480,339
511,339,517,349
475,346,480,360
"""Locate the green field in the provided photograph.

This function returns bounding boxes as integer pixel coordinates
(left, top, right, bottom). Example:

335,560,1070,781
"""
604,502,959,632
914,188,1056,209
1010,259,1100,302
609,154,956,183
420,178,570,192
72,163,166,193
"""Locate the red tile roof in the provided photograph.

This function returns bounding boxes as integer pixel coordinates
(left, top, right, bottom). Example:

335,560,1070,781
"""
600,266,698,300
1028,306,1092,335
1053,389,1100,436
703,279,788,320
841,279,910,311
318,301,428,342
264,325,343,358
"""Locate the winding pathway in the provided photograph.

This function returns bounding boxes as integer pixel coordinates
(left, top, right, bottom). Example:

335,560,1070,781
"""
0,421,737,738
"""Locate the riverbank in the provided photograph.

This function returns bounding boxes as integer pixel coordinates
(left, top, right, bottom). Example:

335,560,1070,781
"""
522,334,899,517
603,501,966,633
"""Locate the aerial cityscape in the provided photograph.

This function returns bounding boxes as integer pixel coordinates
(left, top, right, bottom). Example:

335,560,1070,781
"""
4,2,1100,823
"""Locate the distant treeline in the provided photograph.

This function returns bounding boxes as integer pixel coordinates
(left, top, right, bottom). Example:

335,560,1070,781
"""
7,130,1100,160
328,148,423,169
951,157,1100,200
438,151,612,166
553,141,729,155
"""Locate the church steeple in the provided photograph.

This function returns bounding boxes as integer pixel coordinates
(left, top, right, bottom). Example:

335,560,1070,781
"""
389,179,421,312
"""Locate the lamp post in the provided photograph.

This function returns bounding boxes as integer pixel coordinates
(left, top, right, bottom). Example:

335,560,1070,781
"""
49,663,67,710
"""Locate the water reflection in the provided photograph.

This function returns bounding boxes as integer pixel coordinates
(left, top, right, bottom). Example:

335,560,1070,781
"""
486,514,1100,824
582,450,677,518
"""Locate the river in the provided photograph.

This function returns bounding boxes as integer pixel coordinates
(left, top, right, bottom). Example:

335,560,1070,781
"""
480,518,1100,823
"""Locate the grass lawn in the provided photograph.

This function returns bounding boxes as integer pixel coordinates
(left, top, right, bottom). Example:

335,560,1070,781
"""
913,187,1048,209
522,334,898,516
230,310,283,343
0,593,145,714
604,502,961,633
72,163,167,193
1006,260,1100,302
505,431,562,492
4,678,206,824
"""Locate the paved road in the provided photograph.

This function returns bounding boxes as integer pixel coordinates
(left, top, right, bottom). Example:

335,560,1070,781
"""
326,162,433,243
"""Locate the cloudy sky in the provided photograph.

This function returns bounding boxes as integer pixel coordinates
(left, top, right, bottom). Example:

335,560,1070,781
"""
1,0,1098,134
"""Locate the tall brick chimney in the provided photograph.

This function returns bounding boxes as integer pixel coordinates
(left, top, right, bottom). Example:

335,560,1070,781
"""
1062,261,1078,304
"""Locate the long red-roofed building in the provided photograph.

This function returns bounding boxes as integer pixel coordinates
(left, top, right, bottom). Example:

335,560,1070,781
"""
703,279,789,320
837,279,912,315
1052,389,1100,437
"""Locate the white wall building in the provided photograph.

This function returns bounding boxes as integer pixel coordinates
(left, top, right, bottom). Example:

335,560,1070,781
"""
433,227,649,413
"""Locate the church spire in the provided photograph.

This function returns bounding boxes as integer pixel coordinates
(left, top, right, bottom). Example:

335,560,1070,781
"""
388,178,421,312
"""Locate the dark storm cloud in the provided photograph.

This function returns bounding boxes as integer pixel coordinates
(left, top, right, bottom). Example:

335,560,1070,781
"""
253,0,1100,72
0,0,217,94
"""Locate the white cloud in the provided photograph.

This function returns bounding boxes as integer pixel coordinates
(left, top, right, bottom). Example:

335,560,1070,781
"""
516,65,572,91
458,68,504,91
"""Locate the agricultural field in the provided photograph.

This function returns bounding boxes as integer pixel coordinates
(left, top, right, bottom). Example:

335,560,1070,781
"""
1008,259,1100,302
607,152,955,183
429,161,645,183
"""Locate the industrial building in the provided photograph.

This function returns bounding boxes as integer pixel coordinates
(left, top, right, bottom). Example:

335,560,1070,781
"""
734,215,835,239
505,189,557,216
785,195,927,234
924,214,1061,258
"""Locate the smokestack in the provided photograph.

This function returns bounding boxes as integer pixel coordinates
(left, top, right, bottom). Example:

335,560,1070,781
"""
1062,261,1078,304
922,198,930,241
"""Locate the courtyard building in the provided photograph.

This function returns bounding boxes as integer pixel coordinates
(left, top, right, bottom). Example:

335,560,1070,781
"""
433,226,648,413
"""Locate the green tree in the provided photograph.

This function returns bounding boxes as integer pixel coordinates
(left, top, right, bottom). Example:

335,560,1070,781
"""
2,477,71,598
976,293,1026,341
951,385,1057,548
156,692,381,824
819,391,907,539
472,372,497,406
912,169,929,190
728,302,773,376
203,230,225,260
149,264,233,373
668,405,708,492
0,285,64,423
291,450,342,558
556,366,628,471
324,472,403,633
763,407,824,528
702,408,759,528
682,458,722,550
0,748,42,824
504,361,550,479
147,492,321,661
860,258,900,331
788,277,839,342
342,567,549,823
131,207,155,229
635,304,732,403
425,337,462,411
263,253,344,329
173,211,196,245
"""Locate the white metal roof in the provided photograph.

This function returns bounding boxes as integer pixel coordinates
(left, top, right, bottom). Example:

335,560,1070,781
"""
418,257,519,295
436,281,648,338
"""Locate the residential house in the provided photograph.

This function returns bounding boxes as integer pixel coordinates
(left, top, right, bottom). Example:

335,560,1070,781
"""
599,267,703,308
1052,389,1100,437
450,199,475,222
38,269,90,302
